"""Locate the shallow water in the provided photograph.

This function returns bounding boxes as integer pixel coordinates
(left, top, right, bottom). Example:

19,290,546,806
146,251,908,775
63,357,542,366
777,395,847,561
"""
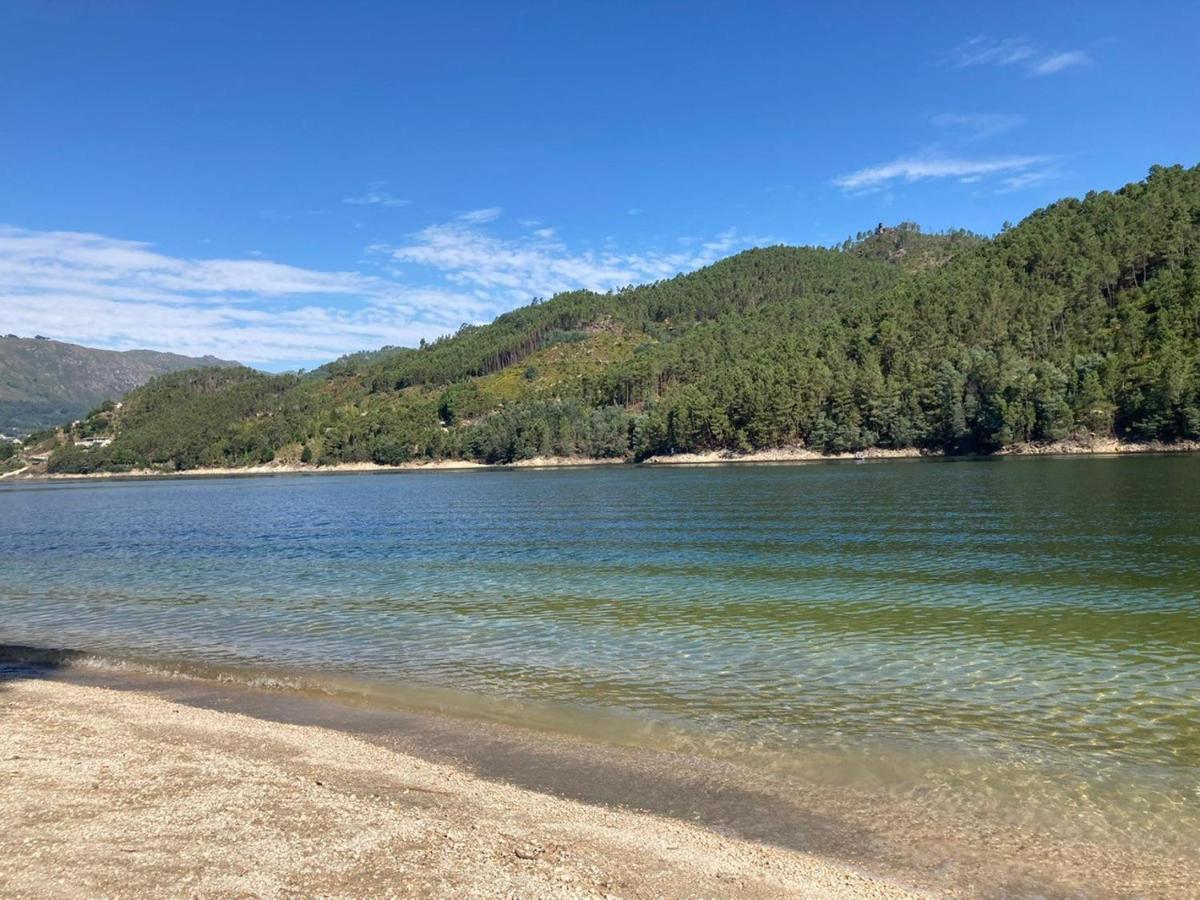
3,456,1198,856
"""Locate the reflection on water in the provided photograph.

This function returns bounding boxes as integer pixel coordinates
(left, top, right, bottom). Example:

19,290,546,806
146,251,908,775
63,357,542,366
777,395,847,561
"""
2,456,1198,853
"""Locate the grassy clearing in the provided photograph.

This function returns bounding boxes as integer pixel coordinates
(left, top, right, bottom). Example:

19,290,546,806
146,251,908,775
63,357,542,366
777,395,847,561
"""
477,331,647,404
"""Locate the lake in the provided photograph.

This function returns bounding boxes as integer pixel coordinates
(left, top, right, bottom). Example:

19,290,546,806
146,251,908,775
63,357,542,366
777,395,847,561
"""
3,455,1198,858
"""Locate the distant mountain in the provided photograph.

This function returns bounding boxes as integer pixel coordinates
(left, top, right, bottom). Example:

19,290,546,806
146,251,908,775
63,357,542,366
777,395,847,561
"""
0,336,239,436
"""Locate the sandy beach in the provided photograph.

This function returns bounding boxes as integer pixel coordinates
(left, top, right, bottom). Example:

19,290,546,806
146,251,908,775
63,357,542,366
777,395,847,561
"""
19,455,626,482
0,675,919,899
640,446,931,465
641,437,1200,466
3,650,1199,899
9,437,1198,483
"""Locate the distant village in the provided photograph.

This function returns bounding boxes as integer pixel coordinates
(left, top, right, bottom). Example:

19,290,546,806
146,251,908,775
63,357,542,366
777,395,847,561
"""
0,396,122,474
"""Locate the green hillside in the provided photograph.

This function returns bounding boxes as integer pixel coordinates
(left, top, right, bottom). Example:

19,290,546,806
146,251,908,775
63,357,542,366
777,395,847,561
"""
0,336,239,437
39,164,1200,473
842,221,985,272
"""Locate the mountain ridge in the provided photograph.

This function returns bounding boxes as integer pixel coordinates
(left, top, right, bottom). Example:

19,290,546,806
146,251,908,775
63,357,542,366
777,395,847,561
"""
0,336,239,436
24,163,1200,474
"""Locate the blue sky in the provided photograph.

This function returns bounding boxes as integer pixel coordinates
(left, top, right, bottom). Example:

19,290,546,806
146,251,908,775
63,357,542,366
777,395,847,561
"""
2,1,1197,369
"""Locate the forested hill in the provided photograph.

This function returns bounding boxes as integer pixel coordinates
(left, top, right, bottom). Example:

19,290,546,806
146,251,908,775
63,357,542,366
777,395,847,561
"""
39,164,1200,474
0,336,238,437
842,221,985,272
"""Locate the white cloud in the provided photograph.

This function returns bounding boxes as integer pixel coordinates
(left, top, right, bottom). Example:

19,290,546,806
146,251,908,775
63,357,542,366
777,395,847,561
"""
2,215,767,368
0,226,483,367
931,112,1025,141
947,37,1091,76
948,37,1038,68
996,170,1056,193
457,207,502,224
835,155,1051,191
1029,51,1090,75
343,181,409,208
374,211,764,304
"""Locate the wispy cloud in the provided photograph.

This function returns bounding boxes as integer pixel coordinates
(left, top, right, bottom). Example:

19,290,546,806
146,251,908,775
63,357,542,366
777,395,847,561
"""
1029,50,1090,76
996,170,1056,193
343,181,409,208
948,37,1038,68
374,211,763,304
947,37,1091,76
0,226,482,367
835,155,1052,191
457,207,502,224
2,215,767,368
931,112,1025,142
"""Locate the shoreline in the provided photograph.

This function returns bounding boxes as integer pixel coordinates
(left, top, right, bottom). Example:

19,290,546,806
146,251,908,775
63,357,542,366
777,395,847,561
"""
641,437,1200,465
2,645,1196,897
12,455,627,483
1,668,917,898
8,438,1199,483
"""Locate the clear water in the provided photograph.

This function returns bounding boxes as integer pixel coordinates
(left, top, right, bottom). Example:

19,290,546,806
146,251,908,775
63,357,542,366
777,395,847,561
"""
3,457,1198,854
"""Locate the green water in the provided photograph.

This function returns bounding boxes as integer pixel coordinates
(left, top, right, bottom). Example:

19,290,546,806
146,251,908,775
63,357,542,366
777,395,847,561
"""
2,455,1198,854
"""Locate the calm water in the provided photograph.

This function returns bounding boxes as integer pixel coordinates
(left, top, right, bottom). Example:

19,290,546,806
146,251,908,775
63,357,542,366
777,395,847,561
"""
3,457,1199,852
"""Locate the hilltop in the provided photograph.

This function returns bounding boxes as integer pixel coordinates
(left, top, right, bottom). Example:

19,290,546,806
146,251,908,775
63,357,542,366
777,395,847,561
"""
26,164,1200,475
0,336,239,437
841,222,985,272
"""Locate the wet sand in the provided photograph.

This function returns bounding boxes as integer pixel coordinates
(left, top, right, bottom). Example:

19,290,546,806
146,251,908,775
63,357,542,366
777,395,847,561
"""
1,674,917,899
3,653,1198,897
